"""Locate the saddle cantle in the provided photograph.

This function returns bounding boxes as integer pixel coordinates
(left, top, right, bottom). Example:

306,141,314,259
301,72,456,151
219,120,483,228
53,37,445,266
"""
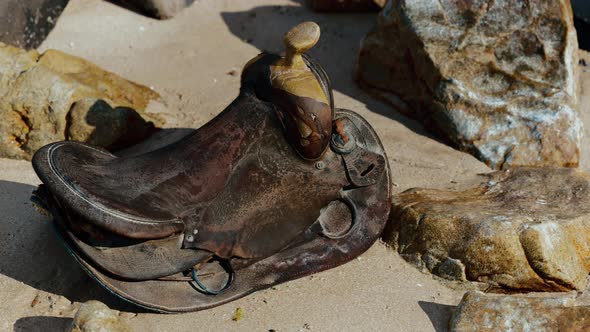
31,22,391,312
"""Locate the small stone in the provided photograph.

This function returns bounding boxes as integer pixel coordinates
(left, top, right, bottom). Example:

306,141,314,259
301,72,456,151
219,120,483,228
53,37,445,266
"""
69,300,132,332
357,0,580,169
450,291,590,332
388,167,590,292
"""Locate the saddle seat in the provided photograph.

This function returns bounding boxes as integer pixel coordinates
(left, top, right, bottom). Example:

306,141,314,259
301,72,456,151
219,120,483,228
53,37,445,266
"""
32,87,277,242
34,141,186,240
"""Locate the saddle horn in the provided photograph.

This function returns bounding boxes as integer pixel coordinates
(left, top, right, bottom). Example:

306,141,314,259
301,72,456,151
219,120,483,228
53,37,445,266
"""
244,22,333,161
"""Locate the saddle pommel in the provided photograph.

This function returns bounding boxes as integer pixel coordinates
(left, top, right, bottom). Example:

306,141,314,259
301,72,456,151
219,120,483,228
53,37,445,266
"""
283,21,320,69
269,21,332,161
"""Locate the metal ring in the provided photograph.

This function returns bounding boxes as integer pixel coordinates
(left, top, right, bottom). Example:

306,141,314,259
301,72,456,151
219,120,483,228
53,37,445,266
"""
190,264,234,295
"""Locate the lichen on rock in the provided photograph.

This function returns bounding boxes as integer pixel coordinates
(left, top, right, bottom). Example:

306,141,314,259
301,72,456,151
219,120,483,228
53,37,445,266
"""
0,43,164,160
386,167,590,292
357,0,581,169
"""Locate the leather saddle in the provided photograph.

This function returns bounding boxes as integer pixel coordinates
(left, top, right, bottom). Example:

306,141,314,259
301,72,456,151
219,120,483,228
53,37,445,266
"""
31,22,391,313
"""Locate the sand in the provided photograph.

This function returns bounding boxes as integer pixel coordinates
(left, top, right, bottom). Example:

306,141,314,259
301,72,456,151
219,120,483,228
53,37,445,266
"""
1,0,589,331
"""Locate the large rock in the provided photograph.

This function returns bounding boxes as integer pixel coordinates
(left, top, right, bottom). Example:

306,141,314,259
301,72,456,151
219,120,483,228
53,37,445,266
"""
357,0,581,169
450,291,590,331
0,43,164,160
387,167,590,292
69,301,132,332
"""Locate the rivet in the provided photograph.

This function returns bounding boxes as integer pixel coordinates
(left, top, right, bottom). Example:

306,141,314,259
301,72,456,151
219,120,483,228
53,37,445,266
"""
315,161,325,170
193,229,199,235
186,235,194,242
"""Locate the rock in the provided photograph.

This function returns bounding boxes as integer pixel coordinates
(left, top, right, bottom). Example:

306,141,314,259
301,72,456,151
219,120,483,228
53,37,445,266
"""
0,0,68,49
387,167,590,292
450,291,590,332
436,258,467,282
310,0,386,12
69,301,132,332
0,43,164,160
111,0,195,19
357,0,580,169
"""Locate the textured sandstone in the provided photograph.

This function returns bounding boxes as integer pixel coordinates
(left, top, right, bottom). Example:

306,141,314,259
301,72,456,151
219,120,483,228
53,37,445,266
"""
310,0,386,12
357,0,580,169
69,301,132,332
450,291,590,332
0,43,164,160
387,167,590,292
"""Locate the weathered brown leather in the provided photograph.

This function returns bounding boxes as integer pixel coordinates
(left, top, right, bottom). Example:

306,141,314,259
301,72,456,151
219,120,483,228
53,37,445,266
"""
31,24,391,312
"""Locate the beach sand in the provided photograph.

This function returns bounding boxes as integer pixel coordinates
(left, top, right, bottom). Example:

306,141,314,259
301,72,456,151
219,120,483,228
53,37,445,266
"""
1,1,589,331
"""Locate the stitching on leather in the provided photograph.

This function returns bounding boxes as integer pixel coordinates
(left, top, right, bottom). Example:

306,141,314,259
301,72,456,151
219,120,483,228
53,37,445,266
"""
47,142,181,225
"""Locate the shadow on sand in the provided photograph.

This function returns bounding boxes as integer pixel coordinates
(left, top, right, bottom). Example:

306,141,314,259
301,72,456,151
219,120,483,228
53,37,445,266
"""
13,316,72,332
220,3,443,144
0,180,144,312
418,301,456,332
